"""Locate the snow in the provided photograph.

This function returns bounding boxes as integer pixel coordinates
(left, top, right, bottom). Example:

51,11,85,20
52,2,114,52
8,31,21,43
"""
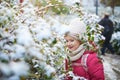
10,61,29,76
27,46,45,60
0,0,120,80
103,56,117,80
112,32,120,40
9,44,26,59
45,65,56,77
15,25,34,46
36,28,52,40
64,0,80,6
0,61,29,79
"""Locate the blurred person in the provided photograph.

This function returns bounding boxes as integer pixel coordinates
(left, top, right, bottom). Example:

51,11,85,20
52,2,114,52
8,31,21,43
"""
98,13,115,55
64,18,105,80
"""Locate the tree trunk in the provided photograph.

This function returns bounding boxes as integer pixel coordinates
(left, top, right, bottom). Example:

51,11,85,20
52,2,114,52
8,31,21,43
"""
111,0,115,15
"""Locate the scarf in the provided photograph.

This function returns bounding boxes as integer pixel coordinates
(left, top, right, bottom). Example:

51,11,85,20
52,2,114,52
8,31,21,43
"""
67,44,85,61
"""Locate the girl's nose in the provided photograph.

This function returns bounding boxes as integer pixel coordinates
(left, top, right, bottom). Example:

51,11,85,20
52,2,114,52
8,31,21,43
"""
67,41,72,46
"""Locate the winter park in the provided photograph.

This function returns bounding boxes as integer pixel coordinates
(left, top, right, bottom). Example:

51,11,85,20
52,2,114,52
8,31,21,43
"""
0,0,120,80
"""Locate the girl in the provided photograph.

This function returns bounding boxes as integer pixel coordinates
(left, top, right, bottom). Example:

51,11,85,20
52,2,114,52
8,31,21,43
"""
64,18,105,80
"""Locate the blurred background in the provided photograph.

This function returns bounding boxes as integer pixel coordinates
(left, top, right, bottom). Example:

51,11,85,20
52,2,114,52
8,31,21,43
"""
0,0,120,80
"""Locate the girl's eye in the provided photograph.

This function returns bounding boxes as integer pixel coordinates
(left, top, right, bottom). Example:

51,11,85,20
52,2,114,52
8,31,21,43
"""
65,39,74,43
64,39,75,43
70,39,74,42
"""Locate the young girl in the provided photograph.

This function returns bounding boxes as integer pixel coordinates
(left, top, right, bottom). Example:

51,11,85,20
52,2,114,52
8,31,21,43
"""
64,18,105,80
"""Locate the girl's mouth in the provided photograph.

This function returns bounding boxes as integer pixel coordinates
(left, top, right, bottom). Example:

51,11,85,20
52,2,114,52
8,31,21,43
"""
68,46,73,50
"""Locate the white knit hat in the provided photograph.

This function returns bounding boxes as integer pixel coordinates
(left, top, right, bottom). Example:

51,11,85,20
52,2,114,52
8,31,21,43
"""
66,18,86,40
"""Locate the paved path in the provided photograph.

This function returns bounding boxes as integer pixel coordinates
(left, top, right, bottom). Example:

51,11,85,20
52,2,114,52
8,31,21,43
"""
101,54,120,80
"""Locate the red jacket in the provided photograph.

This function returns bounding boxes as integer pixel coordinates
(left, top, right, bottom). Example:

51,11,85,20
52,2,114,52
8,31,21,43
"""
65,51,105,80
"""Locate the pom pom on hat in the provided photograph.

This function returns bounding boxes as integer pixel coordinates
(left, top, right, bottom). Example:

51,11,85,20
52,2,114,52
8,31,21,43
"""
66,18,86,40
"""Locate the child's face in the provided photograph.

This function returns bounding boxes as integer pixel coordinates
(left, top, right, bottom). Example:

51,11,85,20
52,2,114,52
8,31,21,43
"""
64,35,81,51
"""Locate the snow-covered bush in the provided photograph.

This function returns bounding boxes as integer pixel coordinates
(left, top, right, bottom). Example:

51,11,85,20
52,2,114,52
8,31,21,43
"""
111,20,120,55
0,1,66,80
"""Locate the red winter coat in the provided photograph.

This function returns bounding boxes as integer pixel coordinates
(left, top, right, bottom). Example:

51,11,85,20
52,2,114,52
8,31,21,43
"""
65,51,105,80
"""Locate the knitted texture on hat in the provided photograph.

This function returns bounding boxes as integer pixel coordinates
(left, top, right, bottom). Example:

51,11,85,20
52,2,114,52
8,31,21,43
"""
67,18,86,40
